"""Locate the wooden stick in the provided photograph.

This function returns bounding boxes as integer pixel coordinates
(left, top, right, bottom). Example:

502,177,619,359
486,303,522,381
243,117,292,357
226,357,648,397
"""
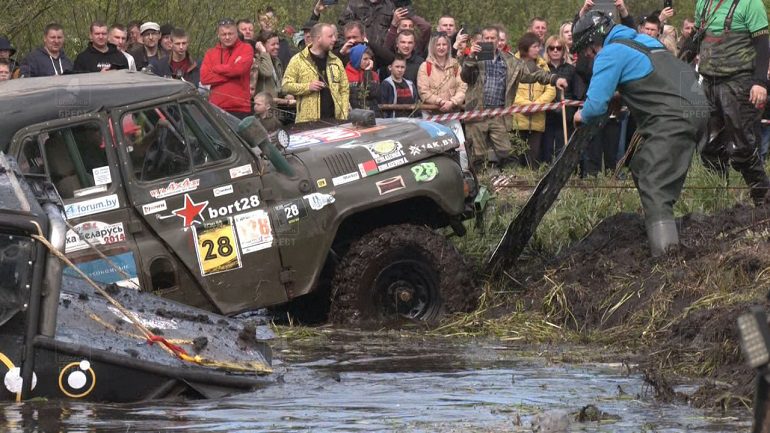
560,89,569,147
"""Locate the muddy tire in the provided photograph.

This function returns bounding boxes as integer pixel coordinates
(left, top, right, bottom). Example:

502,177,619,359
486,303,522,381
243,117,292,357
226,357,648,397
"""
329,224,477,325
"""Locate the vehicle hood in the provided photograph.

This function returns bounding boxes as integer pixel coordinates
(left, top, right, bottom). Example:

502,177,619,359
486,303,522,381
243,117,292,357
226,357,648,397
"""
287,118,461,163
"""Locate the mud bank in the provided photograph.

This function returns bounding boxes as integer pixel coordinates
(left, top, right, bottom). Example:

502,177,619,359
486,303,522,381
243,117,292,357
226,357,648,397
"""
513,204,770,408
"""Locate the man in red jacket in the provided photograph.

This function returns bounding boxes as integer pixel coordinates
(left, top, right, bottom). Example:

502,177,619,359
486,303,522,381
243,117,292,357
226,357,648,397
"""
201,19,254,118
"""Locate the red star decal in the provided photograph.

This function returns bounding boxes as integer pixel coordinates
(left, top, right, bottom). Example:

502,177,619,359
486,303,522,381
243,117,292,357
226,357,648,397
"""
172,194,208,227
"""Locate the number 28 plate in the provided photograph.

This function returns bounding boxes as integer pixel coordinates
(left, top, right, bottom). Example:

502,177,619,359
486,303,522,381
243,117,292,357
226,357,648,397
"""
193,217,242,276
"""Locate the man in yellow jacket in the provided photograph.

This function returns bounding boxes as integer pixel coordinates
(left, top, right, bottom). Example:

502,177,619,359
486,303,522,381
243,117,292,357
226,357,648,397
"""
283,23,349,123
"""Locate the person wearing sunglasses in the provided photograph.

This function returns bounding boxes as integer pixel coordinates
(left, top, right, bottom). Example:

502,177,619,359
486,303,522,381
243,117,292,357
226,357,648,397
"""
201,18,255,119
541,35,578,165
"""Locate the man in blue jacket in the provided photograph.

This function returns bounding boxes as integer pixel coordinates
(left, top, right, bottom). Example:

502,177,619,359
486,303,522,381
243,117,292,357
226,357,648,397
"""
573,11,707,256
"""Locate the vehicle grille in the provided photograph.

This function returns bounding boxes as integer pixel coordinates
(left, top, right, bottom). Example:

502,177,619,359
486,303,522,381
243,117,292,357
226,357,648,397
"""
324,153,358,177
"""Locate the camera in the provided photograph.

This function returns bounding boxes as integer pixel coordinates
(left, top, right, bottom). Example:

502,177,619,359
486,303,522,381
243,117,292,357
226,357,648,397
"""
477,42,494,61
322,0,338,5
393,0,413,16
664,0,673,8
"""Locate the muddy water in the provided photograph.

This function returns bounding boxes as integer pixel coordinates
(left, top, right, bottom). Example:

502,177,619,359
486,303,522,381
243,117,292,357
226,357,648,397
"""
0,329,752,432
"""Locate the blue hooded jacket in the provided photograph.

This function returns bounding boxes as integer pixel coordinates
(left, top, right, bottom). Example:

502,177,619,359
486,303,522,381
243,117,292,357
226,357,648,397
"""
349,44,367,69
581,25,664,121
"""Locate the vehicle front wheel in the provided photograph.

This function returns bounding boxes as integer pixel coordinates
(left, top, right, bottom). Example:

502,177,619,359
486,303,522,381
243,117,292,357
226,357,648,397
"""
329,224,477,325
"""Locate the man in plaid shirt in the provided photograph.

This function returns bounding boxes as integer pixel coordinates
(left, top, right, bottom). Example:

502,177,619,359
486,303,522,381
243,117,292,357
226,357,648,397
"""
462,26,567,171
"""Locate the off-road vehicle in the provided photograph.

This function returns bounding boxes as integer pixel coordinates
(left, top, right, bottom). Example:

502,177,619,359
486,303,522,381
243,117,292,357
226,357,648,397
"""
0,71,485,324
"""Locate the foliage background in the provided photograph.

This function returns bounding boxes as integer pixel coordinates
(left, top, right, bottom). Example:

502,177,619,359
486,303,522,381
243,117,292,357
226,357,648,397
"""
1,0,719,59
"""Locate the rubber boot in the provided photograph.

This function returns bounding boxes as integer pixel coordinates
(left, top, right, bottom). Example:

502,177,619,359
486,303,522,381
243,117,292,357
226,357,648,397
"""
646,220,679,257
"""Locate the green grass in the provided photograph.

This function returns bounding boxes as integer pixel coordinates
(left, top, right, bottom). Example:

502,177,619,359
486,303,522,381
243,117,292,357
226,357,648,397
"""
456,157,749,262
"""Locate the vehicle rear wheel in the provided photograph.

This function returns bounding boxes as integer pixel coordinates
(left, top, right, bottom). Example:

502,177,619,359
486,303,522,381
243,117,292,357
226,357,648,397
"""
329,224,477,325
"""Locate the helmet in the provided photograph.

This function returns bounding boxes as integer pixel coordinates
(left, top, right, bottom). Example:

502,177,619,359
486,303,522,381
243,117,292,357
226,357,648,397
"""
571,11,614,54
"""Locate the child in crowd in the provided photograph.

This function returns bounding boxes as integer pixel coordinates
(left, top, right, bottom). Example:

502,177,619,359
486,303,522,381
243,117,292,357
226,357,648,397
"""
253,92,282,133
345,44,380,114
0,59,10,81
379,55,417,118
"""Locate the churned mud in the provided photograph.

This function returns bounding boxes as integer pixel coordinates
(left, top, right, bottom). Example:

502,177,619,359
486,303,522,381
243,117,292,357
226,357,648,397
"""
515,204,770,408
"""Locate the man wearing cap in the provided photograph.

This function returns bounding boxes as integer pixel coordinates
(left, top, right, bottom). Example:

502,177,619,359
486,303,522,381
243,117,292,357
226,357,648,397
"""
128,21,165,71
20,23,74,77
0,36,20,79
74,20,129,73
201,19,254,118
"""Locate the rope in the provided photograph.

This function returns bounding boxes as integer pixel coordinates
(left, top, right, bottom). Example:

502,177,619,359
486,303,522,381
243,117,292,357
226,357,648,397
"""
423,100,584,122
30,221,194,362
35,224,272,372
32,221,272,374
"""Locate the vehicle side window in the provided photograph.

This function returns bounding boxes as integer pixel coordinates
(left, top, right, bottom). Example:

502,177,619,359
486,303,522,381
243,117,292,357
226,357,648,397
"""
19,121,111,199
122,105,191,182
180,102,232,166
18,138,45,176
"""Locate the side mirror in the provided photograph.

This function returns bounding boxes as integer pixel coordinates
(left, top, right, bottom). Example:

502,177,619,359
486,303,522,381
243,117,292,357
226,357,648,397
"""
238,117,295,177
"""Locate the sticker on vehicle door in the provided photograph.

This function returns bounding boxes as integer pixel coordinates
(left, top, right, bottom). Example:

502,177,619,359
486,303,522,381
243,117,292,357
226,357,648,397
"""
63,251,138,287
229,164,253,179
64,194,120,219
274,199,308,225
234,210,273,253
149,178,200,199
92,166,112,186
213,184,234,197
193,217,242,276
65,221,126,253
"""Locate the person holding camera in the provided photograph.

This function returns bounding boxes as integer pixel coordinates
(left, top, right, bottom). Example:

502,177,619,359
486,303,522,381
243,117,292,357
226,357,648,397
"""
384,6,431,56
460,26,567,171
337,21,394,76
571,11,707,256
695,0,770,206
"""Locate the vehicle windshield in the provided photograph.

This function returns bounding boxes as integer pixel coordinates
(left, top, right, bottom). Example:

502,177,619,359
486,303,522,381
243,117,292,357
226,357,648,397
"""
121,102,236,182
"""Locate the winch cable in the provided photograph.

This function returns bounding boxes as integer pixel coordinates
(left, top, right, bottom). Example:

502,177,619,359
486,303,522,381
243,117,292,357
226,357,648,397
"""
30,221,270,374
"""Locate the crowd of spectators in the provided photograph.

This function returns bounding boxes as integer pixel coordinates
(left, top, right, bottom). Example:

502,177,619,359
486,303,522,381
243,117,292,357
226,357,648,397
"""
0,0,711,173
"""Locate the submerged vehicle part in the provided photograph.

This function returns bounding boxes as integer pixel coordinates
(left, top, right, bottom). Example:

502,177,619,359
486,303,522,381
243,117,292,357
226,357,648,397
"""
0,156,271,402
0,72,484,325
